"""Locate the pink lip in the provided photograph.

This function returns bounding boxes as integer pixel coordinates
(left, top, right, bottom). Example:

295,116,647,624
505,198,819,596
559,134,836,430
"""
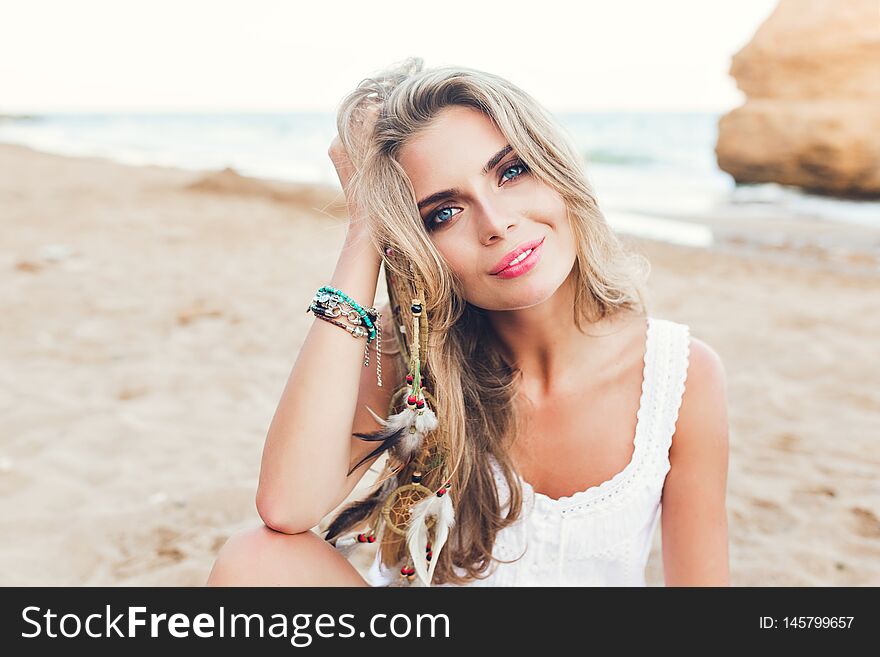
492,240,544,279
489,237,546,275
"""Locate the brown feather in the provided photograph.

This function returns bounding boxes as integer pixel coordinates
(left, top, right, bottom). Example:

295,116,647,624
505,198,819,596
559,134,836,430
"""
323,475,397,542
348,424,407,475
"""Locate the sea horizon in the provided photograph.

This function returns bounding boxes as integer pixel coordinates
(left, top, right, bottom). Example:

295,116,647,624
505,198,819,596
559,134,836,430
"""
2,111,878,259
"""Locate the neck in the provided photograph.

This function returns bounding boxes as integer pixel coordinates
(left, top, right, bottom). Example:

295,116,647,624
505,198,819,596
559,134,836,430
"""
484,268,633,400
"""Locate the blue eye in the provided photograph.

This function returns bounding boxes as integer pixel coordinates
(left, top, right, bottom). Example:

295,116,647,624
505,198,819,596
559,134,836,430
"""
500,161,528,182
424,159,531,231
428,206,461,226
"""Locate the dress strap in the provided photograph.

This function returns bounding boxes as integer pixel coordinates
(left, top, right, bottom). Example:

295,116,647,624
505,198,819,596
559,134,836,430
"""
647,319,692,475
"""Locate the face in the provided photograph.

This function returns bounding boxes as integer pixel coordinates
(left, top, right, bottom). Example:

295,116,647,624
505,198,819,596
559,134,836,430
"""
399,105,576,311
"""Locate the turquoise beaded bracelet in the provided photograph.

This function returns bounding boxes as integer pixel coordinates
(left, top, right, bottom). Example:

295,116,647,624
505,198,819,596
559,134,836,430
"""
316,285,376,342
316,286,377,340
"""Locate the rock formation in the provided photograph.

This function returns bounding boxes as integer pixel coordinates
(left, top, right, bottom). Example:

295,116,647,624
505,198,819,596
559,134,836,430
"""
716,0,880,198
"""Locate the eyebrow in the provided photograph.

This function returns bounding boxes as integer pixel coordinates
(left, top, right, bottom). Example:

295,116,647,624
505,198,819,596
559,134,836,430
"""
416,144,514,211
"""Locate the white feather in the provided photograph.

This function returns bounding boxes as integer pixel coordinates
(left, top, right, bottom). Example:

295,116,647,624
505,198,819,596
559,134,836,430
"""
414,406,438,433
405,493,440,586
364,404,426,461
365,404,413,432
397,402,438,461
425,491,455,585
397,426,424,460
332,534,361,560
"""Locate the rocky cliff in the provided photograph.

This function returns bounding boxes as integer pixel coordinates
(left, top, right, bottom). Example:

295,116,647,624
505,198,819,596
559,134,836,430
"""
716,0,880,198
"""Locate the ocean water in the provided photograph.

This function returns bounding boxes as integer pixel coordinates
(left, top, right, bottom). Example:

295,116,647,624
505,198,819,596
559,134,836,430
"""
1,112,877,251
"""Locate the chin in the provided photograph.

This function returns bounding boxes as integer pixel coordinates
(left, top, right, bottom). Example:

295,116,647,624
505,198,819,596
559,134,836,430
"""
472,277,559,312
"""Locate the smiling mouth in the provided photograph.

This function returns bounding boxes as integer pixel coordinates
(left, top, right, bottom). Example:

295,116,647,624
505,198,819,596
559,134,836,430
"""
490,236,546,275
505,249,533,267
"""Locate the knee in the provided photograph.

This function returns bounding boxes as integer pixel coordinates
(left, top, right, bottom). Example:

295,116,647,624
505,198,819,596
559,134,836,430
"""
206,524,316,586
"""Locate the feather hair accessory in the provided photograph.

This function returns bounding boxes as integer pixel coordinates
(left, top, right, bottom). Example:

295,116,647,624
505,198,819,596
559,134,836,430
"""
346,284,438,475
324,474,397,544
323,251,455,586
404,480,455,586
347,400,437,475
374,273,456,585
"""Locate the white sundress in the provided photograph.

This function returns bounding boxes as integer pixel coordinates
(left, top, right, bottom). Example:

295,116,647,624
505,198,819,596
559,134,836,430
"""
351,316,691,587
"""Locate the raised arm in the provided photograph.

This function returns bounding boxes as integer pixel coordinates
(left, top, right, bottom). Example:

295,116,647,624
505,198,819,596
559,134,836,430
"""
255,112,392,534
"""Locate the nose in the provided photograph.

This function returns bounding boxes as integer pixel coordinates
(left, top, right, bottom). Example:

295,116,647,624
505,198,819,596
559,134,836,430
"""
476,196,519,246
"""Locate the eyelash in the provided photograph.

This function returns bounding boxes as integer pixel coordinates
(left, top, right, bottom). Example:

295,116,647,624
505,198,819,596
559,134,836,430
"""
423,159,531,231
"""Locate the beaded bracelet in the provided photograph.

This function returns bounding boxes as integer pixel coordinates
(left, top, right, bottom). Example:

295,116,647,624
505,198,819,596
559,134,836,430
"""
307,299,368,335
308,299,378,342
317,286,377,341
306,286,383,388
309,303,368,336
308,287,378,342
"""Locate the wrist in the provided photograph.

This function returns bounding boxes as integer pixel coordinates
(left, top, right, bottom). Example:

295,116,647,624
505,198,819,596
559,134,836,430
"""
344,225,377,255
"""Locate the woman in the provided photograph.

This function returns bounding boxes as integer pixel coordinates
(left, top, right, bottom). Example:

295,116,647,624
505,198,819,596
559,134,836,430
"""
207,57,730,587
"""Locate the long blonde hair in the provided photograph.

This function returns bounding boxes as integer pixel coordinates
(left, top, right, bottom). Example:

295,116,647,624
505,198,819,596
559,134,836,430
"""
327,57,650,585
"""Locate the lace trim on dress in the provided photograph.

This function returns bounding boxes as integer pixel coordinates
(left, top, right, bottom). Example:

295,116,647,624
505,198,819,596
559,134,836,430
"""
653,322,691,479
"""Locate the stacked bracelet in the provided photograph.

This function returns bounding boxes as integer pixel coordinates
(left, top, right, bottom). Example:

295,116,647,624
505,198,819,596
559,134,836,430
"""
308,286,378,339
306,286,383,387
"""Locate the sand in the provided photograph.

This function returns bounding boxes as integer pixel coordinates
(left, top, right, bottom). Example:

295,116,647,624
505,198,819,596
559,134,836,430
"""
0,142,877,586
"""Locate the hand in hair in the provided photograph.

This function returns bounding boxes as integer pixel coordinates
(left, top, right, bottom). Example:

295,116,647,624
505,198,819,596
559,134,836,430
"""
329,102,381,237
328,102,380,193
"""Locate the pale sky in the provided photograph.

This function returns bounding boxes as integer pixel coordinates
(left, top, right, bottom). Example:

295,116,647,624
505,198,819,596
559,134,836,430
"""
0,0,779,113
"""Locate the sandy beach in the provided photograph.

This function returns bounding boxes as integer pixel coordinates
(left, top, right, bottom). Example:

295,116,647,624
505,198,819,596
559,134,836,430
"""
1,141,878,586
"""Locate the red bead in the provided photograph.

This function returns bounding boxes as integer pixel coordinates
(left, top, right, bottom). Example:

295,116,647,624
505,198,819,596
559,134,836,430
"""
407,394,417,405
406,374,414,384
416,399,425,409
367,535,375,543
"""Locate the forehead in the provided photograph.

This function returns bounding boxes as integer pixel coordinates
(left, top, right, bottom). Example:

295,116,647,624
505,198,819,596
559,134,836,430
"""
399,106,506,186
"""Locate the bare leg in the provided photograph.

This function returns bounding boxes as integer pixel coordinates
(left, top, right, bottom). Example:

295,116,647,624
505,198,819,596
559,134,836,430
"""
206,524,371,587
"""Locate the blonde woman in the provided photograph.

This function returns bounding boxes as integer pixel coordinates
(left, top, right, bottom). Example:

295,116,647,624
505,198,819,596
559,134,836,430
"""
207,58,730,587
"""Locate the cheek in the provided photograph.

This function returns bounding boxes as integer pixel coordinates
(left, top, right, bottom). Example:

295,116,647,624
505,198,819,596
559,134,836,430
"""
546,198,574,243
521,182,568,229
432,238,482,287
543,194,569,228
441,245,476,280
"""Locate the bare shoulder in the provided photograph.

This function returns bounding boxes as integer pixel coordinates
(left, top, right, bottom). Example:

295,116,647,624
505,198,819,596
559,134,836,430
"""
660,333,731,584
670,335,729,466
688,336,726,376
681,336,727,417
